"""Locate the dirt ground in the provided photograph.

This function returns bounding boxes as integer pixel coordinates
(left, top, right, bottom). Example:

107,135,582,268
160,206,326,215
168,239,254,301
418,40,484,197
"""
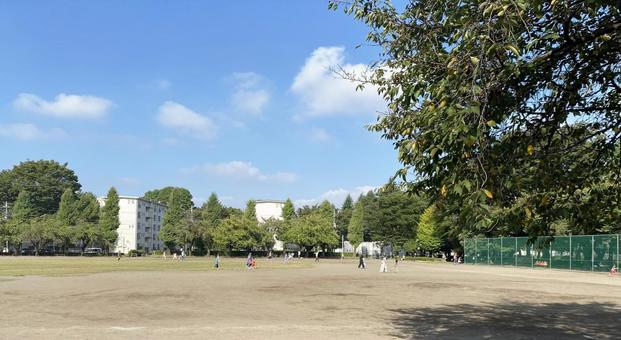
1,258,620,339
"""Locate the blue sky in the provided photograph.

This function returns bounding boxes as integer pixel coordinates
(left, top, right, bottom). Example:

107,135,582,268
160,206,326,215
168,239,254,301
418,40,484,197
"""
0,1,400,208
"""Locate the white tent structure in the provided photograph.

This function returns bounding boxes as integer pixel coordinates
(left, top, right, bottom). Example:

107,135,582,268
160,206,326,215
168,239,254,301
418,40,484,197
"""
355,242,382,257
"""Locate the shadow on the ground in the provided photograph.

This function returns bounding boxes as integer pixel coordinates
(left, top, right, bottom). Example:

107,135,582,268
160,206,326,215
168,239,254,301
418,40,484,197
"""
389,301,620,339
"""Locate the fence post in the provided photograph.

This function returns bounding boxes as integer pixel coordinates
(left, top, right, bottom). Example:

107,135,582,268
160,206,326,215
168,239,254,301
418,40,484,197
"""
464,238,467,264
501,237,503,266
487,238,490,264
569,236,572,270
549,238,552,269
475,239,477,264
591,235,594,272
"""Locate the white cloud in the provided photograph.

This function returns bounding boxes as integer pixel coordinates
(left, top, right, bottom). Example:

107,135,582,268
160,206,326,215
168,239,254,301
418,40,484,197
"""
309,128,333,142
232,72,262,89
155,79,171,90
230,72,270,115
231,89,270,115
295,185,378,207
14,93,112,119
0,123,66,141
291,46,385,117
157,101,217,140
180,161,297,183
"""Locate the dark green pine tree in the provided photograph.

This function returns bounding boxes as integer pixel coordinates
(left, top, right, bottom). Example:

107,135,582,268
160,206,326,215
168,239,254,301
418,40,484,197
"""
244,200,256,221
99,187,120,249
160,190,186,249
348,198,364,249
202,193,225,227
281,198,296,222
11,190,36,223
336,194,354,239
76,192,100,223
57,188,79,226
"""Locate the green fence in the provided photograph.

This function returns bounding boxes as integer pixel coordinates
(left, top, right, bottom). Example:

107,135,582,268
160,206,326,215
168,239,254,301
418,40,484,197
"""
464,234,620,272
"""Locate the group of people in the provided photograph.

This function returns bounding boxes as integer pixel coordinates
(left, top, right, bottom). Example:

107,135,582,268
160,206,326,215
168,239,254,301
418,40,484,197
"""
283,252,295,263
162,248,185,262
246,253,257,269
357,254,400,273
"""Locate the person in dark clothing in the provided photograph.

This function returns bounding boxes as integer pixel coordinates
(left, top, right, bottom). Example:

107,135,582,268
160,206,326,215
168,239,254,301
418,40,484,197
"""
358,255,366,269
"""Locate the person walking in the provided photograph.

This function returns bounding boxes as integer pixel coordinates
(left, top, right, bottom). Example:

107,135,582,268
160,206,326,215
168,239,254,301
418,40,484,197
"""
162,250,167,261
315,250,320,262
247,252,253,269
379,256,388,273
181,248,186,261
214,254,220,270
358,254,366,269
394,256,399,272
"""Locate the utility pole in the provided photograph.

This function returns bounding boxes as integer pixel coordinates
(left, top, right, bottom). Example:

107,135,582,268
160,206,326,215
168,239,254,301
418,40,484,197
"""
3,201,8,220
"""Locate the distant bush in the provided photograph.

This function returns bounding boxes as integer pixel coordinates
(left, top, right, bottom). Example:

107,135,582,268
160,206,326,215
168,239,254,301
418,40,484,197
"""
128,249,144,257
152,250,163,256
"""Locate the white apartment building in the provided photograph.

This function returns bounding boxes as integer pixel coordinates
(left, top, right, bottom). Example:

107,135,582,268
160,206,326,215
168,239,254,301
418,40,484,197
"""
255,199,285,223
255,200,286,251
98,196,167,254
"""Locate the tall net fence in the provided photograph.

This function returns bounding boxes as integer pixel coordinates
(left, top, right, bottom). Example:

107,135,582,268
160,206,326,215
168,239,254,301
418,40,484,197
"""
464,234,620,272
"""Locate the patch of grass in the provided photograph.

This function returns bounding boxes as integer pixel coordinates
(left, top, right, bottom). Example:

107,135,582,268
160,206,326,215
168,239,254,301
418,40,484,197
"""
0,256,313,277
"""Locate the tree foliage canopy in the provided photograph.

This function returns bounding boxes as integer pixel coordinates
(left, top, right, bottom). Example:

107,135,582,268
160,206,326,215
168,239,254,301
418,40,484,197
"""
416,206,442,254
0,160,81,216
331,0,621,236
144,187,193,210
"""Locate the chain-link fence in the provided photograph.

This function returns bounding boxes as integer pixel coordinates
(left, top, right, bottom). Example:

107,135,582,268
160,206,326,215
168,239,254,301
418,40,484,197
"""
464,235,620,272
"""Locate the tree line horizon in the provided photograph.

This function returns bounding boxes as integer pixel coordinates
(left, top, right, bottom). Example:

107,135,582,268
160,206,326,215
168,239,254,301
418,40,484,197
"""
0,160,444,257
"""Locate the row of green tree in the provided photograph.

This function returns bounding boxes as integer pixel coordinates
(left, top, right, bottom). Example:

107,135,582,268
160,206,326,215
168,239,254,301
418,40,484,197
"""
1,160,452,257
147,189,342,257
0,160,120,255
155,185,447,257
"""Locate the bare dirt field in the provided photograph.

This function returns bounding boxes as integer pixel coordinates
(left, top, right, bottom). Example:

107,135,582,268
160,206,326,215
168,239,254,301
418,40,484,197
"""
1,257,620,339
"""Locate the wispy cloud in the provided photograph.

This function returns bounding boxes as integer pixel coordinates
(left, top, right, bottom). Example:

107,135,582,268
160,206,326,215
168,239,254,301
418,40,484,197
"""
291,46,385,118
309,128,333,143
230,72,270,115
155,79,171,90
0,123,66,141
14,93,113,119
157,101,217,140
180,161,297,183
294,185,378,207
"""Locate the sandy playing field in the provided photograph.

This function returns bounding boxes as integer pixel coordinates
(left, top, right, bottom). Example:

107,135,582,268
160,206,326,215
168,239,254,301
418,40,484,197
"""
1,257,620,339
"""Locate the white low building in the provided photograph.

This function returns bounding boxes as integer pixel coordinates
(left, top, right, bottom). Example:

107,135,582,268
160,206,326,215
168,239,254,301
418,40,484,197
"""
356,242,382,257
254,200,287,251
98,196,167,254
255,200,285,223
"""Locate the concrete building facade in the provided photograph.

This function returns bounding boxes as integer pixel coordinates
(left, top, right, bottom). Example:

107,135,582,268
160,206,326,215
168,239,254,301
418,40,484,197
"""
255,200,285,223
98,196,167,254
254,200,287,251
